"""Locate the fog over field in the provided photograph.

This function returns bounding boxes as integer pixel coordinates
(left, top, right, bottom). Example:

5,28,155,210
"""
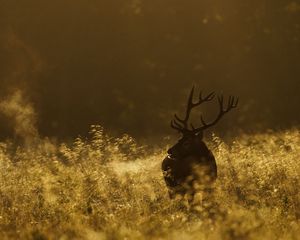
0,1,300,239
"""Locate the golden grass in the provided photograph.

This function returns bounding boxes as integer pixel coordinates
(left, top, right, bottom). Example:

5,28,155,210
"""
0,125,299,240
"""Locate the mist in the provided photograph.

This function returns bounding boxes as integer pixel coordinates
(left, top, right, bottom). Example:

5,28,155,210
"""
1,0,299,140
0,90,39,145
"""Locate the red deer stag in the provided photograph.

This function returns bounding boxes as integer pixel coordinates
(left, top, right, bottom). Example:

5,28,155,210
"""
162,87,238,203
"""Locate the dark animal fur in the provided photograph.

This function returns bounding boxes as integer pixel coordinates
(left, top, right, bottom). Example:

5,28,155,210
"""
162,134,217,199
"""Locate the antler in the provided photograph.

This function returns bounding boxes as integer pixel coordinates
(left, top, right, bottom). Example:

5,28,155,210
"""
195,95,239,132
171,86,215,134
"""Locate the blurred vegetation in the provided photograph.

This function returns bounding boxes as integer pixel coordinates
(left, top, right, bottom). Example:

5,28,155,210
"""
0,0,300,139
0,125,299,239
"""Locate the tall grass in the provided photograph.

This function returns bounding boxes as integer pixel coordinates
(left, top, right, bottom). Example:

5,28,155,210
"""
0,125,299,240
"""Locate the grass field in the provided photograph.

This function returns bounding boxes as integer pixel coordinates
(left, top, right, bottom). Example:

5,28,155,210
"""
0,125,299,240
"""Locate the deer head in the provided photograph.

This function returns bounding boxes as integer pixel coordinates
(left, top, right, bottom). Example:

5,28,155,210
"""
168,86,238,158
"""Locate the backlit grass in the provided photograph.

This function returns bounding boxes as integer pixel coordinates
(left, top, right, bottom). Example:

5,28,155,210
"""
0,125,299,240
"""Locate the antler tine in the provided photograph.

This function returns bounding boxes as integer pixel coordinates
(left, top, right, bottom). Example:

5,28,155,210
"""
199,95,222,129
226,96,233,111
173,119,185,129
200,115,207,126
171,86,217,134
233,97,239,107
172,86,196,130
199,91,202,101
225,96,239,112
171,120,184,132
195,94,238,132
174,114,185,124
218,95,223,103
228,96,239,108
217,95,224,111
198,91,215,104
203,91,215,101
188,86,195,107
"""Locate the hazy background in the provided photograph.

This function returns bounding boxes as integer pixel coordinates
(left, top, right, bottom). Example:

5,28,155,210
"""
0,0,299,140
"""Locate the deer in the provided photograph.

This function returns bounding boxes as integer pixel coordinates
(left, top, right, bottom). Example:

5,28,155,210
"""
162,87,238,206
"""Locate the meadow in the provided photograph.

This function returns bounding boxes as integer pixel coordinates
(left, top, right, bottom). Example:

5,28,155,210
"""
0,125,299,240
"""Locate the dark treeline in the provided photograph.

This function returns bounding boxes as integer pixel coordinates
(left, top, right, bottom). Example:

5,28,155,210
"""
0,0,299,140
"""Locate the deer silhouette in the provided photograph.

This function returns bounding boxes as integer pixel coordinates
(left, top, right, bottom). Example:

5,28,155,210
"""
162,87,238,203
